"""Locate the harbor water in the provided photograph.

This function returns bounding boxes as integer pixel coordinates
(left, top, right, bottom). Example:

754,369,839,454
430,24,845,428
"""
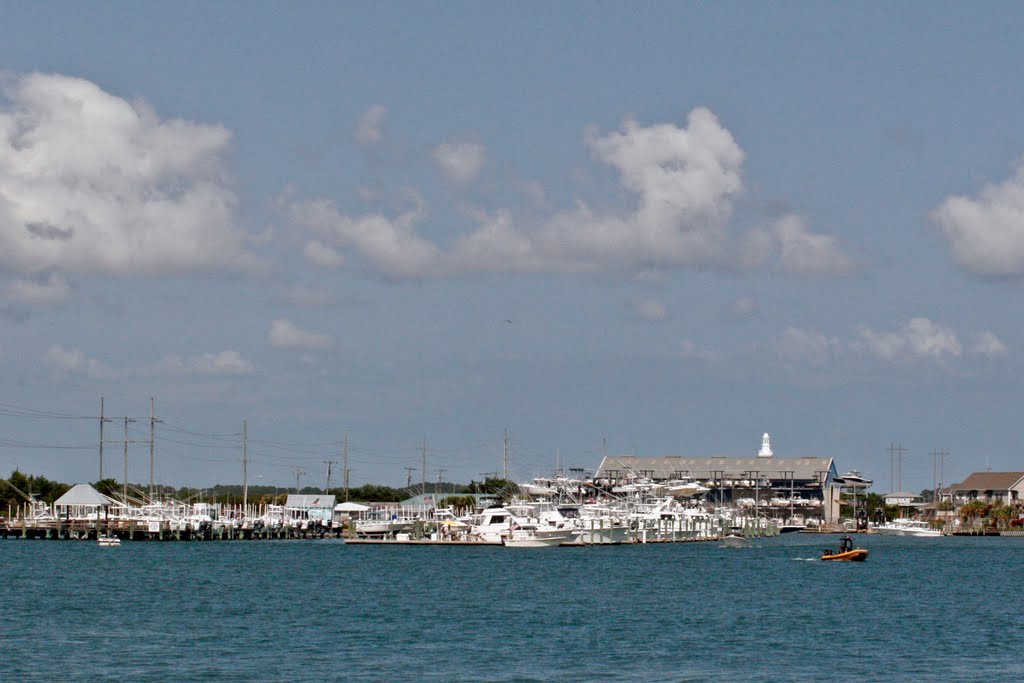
3,534,1022,681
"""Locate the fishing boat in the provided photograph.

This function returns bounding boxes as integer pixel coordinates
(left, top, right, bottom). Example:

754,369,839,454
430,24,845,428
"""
821,535,867,561
501,527,572,547
873,519,942,537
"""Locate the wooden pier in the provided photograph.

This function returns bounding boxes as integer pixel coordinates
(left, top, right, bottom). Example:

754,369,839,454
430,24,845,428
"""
0,518,344,542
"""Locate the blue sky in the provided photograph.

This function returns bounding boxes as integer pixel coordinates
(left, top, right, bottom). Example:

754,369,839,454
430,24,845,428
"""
1,4,1023,493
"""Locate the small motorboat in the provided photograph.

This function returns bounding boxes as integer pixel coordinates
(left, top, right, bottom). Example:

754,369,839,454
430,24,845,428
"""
98,535,121,547
722,533,750,548
821,535,867,561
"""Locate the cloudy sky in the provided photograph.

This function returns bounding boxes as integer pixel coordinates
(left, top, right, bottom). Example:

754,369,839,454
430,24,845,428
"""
1,4,1022,492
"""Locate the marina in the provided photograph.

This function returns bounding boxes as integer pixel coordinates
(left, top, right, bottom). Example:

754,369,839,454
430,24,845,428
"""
4,533,1023,681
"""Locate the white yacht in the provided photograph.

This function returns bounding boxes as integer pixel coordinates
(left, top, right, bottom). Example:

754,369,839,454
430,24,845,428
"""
874,519,942,537
834,471,872,488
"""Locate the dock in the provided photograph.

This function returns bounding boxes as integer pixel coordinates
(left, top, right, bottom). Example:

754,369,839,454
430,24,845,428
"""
0,518,343,542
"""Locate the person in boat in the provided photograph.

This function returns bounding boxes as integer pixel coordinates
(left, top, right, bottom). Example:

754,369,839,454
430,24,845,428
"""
839,535,853,553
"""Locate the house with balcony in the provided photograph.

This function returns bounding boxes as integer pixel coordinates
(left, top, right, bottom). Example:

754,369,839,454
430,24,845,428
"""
941,472,1024,507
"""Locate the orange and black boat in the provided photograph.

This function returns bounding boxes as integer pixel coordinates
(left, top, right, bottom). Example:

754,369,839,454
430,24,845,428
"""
821,535,868,561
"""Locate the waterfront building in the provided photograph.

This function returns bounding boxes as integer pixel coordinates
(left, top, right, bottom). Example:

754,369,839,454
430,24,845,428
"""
284,494,336,524
593,438,842,522
940,472,1024,506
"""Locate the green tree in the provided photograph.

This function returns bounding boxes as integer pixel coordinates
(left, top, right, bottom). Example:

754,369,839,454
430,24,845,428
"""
987,501,1015,529
959,499,990,526
438,495,477,513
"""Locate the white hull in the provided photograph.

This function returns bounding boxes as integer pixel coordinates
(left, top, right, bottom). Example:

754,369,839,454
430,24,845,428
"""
357,520,416,536
573,524,633,545
721,534,750,548
502,536,566,547
874,521,942,537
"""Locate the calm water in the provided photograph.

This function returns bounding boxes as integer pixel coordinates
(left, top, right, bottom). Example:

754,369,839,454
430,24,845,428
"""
2,534,1022,681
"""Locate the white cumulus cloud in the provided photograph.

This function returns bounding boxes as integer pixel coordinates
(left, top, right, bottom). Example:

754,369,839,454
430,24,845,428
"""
156,350,254,376
286,107,855,280
973,331,1009,359
745,214,858,276
288,194,441,279
268,319,333,351
855,318,962,362
304,240,345,269
42,344,112,379
0,73,261,280
433,141,485,185
932,164,1024,276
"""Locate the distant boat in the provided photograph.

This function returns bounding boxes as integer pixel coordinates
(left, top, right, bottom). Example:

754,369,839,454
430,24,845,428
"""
502,527,571,548
873,519,941,537
666,480,710,498
834,471,872,488
721,530,750,548
821,536,867,561
98,535,121,547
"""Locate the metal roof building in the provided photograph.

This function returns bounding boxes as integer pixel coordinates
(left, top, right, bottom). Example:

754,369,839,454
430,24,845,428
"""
594,455,837,487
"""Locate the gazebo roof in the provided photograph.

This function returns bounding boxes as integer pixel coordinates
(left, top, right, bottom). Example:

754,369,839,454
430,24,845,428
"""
54,483,115,507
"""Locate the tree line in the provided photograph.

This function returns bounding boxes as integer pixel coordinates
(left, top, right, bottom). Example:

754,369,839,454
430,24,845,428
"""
0,470,519,510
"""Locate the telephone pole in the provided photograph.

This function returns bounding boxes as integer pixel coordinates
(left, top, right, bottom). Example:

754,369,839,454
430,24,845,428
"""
149,397,161,500
323,459,338,494
421,440,428,495
503,428,510,481
123,416,136,504
292,466,305,493
887,442,908,492
242,419,249,514
932,449,949,504
98,397,111,481
342,434,350,502
404,466,416,489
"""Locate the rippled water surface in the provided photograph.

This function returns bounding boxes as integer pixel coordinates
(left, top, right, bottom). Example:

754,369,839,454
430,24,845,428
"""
3,534,1022,681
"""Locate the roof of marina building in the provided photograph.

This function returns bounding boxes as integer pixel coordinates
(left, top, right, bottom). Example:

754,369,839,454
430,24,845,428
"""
595,455,837,484
594,434,837,485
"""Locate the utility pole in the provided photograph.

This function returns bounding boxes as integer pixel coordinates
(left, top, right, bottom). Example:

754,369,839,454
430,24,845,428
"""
404,466,416,489
343,434,350,502
887,442,907,493
323,459,338,494
242,419,248,514
149,397,161,500
123,416,136,504
503,428,510,481
98,397,111,481
935,449,949,504
292,466,305,493
421,440,428,496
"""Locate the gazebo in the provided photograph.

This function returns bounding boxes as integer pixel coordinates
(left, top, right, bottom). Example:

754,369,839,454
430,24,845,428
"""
54,484,115,519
